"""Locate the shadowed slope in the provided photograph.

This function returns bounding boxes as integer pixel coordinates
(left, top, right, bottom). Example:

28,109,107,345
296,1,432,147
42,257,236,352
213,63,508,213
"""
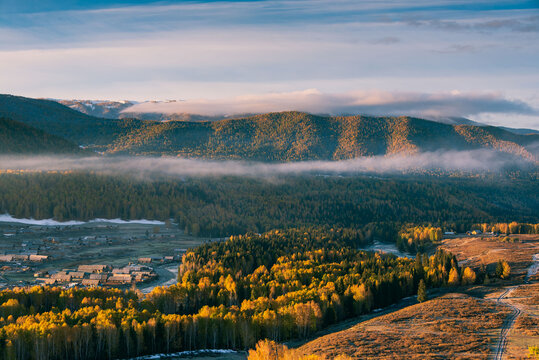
0,117,83,154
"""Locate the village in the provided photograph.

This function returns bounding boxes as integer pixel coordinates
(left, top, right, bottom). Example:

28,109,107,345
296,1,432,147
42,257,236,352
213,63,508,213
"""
34,263,158,287
0,219,204,290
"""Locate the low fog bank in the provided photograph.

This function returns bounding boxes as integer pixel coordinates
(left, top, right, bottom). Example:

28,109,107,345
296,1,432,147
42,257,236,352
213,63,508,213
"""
0,149,534,178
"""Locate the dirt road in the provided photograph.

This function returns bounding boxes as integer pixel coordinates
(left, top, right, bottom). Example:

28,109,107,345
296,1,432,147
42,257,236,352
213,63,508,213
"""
492,287,521,360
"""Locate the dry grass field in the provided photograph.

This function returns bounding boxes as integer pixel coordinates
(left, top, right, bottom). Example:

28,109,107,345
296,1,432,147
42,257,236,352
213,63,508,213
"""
298,293,510,360
437,235,539,358
511,284,539,311
500,283,539,359
439,235,539,281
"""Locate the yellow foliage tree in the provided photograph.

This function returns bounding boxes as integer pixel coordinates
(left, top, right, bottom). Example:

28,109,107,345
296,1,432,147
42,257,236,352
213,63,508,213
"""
461,267,476,285
529,346,539,359
448,267,460,286
248,339,323,360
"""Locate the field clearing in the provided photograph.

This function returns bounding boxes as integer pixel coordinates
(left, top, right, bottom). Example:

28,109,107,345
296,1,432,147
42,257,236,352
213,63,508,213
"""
298,293,510,359
439,235,539,280
436,235,539,358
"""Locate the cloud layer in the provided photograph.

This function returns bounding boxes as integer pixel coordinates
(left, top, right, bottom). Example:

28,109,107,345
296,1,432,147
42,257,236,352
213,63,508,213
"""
123,89,538,118
1,0,538,128
0,150,533,179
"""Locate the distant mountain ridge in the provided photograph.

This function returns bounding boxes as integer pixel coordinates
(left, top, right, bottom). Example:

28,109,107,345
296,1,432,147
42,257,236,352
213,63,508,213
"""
1,94,538,163
55,98,539,135
56,99,135,119
56,98,225,122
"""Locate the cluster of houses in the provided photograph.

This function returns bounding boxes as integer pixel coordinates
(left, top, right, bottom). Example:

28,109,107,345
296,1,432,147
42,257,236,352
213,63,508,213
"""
0,233,49,264
35,264,158,287
465,229,498,236
0,253,48,262
138,254,182,264
444,230,499,237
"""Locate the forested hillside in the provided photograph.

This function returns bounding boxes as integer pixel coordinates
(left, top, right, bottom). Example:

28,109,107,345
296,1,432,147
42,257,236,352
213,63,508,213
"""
0,173,537,238
0,94,124,145
0,117,83,154
0,228,463,359
106,112,539,162
2,95,537,161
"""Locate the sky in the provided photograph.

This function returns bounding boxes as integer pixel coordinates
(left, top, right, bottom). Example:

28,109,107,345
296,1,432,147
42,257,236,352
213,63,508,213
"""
1,0,538,129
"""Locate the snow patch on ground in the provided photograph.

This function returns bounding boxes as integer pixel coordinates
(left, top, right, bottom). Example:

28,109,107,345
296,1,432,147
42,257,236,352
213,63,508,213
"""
527,254,539,280
124,349,238,360
0,214,165,226
361,240,414,259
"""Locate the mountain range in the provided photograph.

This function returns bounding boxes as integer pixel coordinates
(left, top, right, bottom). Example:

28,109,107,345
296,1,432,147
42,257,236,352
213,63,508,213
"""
55,98,539,135
1,94,538,163
56,99,226,122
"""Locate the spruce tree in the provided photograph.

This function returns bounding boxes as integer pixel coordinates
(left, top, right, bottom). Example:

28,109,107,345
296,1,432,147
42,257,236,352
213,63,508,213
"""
417,279,427,303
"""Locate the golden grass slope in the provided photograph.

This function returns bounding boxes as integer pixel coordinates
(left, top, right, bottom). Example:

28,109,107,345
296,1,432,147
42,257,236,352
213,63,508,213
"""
298,293,510,360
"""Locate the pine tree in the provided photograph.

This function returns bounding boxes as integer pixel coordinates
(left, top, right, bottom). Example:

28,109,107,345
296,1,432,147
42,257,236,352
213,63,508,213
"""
417,279,427,303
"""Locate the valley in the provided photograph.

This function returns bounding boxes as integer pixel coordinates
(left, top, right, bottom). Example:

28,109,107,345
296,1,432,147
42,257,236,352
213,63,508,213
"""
3,1,539,359
0,95,537,359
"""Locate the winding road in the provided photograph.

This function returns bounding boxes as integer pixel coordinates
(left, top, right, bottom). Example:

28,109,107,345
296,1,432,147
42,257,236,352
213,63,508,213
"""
492,253,538,360
493,287,521,360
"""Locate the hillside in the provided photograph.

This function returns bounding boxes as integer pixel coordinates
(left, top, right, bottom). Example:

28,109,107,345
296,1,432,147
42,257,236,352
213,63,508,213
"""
0,117,83,154
107,112,539,162
0,94,124,146
2,95,538,162
298,293,510,359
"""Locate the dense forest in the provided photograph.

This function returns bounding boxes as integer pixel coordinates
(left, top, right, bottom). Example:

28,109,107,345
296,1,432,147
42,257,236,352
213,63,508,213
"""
1,95,537,161
0,227,469,359
0,172,537,239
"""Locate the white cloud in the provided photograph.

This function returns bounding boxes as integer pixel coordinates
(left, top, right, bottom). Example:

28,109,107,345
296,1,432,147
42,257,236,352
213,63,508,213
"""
123,89,537,118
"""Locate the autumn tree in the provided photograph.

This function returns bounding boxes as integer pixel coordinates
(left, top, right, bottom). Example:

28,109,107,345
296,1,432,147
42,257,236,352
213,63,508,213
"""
461,267,477,285
448,267,460,286
496,260,511,279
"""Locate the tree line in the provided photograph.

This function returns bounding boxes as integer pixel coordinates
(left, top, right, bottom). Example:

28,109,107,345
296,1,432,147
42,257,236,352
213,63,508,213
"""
0,172,537,239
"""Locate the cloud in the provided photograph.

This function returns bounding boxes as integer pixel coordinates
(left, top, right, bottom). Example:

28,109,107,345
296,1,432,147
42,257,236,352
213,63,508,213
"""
0,150,534,179
370,36,401,45
1,0,538,130
432,44,478,54
122,89,538,118
410,15,539,33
